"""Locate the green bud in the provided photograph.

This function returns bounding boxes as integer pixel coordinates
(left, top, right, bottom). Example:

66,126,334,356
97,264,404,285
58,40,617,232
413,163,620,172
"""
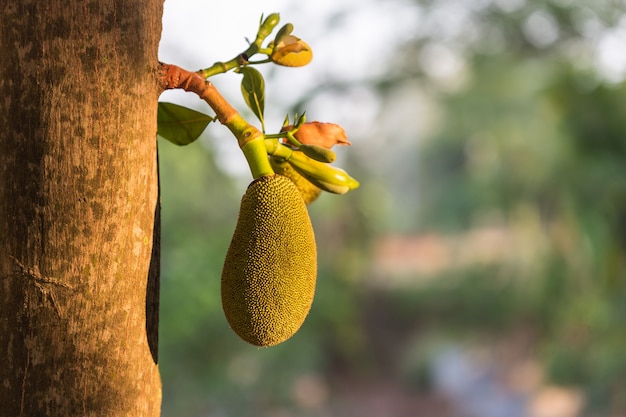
300,144,336,163
282,114,291,129
258,13,280,40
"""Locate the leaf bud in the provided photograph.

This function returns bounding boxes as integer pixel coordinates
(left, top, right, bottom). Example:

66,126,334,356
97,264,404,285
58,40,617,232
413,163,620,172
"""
258,13,281,40
283,122,351,148
270,35,313,67
273,23,294,46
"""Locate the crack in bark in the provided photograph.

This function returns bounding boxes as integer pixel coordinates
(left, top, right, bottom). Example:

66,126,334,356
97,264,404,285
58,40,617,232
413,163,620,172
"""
10,255,75,319
20,351,29,417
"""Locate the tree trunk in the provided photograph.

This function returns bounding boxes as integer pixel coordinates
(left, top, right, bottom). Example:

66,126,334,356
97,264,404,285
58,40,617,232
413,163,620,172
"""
0,1,163,416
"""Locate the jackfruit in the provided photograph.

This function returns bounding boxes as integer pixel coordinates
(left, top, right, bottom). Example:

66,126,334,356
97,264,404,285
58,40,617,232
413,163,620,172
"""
221,174,317,346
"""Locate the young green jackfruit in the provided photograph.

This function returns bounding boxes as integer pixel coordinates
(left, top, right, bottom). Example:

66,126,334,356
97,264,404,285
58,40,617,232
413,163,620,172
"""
270,157,322,205
221,174,317,346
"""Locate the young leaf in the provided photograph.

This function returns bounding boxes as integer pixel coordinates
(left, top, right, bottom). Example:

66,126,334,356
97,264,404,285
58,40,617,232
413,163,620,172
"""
157,102,215,146
239,67,266,131
270,36,313,67
273,23,294,46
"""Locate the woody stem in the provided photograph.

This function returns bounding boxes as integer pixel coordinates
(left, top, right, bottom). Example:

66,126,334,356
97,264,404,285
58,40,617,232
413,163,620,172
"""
157,62,272,178
158,62,260,148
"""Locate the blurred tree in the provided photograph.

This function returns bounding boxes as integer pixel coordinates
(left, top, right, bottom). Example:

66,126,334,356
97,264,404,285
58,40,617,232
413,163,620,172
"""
293,0,626,413
399,1,626,413
155,0,626,415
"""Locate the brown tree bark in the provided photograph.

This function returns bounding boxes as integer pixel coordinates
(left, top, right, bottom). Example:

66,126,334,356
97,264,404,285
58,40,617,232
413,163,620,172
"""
0,1,163,416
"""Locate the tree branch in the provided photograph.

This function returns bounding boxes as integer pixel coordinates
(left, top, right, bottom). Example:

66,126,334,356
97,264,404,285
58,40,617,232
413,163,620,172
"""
158,62,262,148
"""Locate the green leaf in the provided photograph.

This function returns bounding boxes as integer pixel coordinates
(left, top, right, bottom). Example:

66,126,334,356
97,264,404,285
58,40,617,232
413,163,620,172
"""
295,111,307,127
239,67,266,131
157,102,215,146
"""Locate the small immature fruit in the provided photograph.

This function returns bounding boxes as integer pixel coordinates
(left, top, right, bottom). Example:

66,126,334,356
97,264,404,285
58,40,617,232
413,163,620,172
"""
270,157,322,205
221,174,317,346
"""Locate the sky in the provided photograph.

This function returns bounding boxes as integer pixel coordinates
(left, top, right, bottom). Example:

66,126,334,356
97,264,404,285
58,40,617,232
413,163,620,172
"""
158,0,308,177
159,0,292,68
159,0,626,106
158,0,626,178
157,0,417,177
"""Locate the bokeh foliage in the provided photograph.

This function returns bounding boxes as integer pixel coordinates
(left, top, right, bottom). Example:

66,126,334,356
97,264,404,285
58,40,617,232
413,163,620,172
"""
158,0,626,415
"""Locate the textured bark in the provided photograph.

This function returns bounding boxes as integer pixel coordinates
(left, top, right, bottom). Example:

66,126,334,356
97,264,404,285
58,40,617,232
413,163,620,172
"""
0,1,163,416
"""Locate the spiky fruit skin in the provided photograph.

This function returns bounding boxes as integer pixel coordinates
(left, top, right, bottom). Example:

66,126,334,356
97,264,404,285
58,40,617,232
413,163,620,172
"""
270,158,322,205
221,174,317,346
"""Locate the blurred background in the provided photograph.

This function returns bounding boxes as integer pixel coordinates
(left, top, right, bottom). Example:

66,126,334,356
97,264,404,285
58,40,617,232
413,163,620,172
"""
157,0,626,416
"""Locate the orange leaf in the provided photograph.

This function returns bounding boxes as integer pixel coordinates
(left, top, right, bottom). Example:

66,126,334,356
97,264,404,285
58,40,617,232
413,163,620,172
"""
283,122,351,148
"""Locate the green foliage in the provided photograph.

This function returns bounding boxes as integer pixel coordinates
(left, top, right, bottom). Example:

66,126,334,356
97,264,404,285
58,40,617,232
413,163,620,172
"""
158,2,626,416
157,13,362,414
413,50,626,417
238,67,265,131
157,102,215,146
